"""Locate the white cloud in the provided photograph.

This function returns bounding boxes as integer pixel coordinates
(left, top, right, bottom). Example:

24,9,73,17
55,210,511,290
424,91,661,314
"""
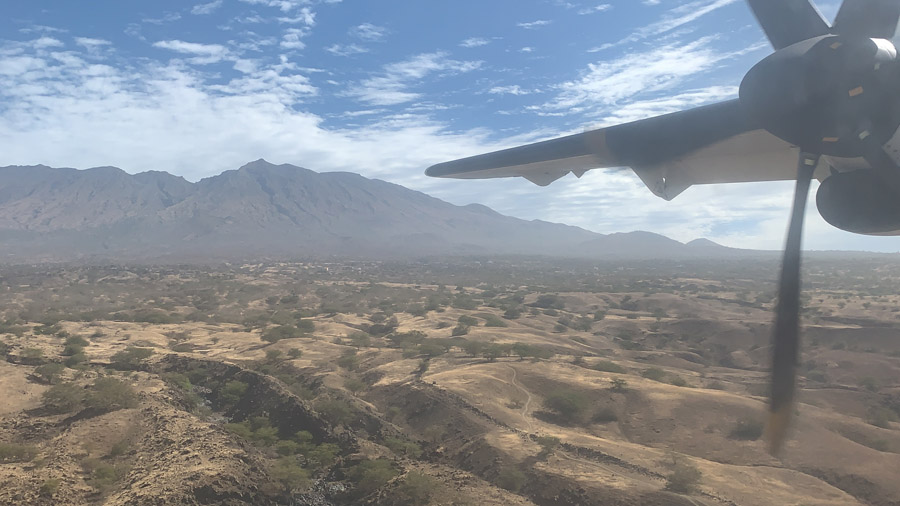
345,52,482,106
152,40,231,64
74,37,111,49
517,20,552,29
519,47,534,53
351,23,387,41
488,85,534,96
325,43,368,56
280,28,309,49
191,0,223,15
577,4,612,15
460,37,490,48
278,7,316,25
143,12,182,25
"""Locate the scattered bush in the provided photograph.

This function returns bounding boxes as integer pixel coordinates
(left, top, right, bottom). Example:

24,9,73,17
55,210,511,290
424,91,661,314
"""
0,443,38,463
451,324,470,337
610,378,628,392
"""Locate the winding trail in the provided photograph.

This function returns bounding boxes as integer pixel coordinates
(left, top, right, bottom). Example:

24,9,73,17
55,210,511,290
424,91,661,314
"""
507,364,534,432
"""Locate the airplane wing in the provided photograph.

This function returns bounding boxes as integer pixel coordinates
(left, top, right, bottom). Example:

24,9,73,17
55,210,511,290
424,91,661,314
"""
426,99,812,201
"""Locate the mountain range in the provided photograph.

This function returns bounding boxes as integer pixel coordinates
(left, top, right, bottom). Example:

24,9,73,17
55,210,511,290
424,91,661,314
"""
0,160,745,263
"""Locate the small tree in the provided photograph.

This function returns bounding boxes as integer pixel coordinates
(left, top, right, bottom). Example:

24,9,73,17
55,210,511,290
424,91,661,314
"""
42,383,86,413
610,378,628,393
110,347,153,370
665,461,702,494
543,391,589,424
85,378,138,413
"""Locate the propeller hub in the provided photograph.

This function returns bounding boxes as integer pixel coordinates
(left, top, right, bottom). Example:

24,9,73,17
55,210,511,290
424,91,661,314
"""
739,35,900,156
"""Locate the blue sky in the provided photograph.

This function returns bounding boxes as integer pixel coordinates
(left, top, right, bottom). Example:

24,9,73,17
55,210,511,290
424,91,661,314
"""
3,0,898,252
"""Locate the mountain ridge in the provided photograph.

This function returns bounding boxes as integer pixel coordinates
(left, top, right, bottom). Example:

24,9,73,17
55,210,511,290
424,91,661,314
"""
0,160,744,263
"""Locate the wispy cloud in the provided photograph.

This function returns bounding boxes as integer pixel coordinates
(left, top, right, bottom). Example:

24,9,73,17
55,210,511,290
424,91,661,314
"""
542,38,726,114
589,0,738,51
153,40,231,64
460,37,491,48
517,20,552,29
351,23,387,41
345,52,482,106
488,85,535,96
74,37,111,49
577,4,612,15
325,43,368,56
191,0,223,15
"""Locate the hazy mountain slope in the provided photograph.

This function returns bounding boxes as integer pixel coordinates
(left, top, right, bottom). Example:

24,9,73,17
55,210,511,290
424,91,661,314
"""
0,160,733,262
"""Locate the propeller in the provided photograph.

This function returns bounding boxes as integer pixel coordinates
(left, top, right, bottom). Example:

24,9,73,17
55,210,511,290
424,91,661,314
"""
765,152,817,455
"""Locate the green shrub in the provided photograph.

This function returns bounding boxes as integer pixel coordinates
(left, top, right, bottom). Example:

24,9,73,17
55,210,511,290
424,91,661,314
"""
287,348,303,359
317,399,354,425
543,391,589,424
275,439,300,456
39,478,60,497
220,380,249,405
383,436,422,458
109,346,153,370
592,360,626,374
610,378,628,393
34,363,65,384
349,459,399,496
64,352,88,368
270,457,311,491
665,461,702,494
458,315,479,327
262,325,301,343
42,383,86,413
395,472,439,506
497,467,526,492
729,419,764,440
642,368,667,382
536,435,560,455
450,324,470,337
0,443,38,463
85,378,138,413
344,378,367,393
337,351,360,371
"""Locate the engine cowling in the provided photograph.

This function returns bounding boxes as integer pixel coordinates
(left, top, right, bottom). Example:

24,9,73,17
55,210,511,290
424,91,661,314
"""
816,170,900,234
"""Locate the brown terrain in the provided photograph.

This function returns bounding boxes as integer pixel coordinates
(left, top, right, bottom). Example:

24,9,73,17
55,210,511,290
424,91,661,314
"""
0,257,899,505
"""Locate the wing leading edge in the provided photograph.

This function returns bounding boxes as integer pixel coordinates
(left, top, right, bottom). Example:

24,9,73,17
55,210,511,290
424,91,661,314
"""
426,99,806,200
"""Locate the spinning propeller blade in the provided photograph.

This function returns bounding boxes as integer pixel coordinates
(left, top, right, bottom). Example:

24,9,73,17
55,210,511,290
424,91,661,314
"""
766,152,818,455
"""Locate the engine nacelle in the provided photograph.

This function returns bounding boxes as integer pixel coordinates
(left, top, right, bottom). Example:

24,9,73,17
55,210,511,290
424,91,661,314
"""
816,170,900,235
